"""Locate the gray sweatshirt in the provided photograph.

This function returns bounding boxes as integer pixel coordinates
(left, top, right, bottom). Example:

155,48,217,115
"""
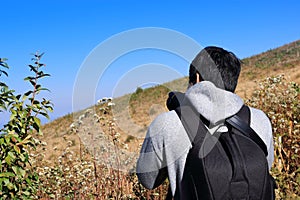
136,81,274,198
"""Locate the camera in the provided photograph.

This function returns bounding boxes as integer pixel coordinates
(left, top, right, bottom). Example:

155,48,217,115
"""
166,91,185,111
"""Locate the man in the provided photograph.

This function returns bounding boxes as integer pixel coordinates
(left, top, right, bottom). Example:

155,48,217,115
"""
136,46,274,199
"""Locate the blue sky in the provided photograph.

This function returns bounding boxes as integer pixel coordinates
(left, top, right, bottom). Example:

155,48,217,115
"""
1,0,300,124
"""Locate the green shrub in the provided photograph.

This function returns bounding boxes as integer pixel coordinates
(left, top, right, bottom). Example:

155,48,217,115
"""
0,53,52,199
135,87,143,94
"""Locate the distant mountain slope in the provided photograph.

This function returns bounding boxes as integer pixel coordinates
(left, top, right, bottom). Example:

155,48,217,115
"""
237,40,300,98
243,40,300,70
40,39,300,163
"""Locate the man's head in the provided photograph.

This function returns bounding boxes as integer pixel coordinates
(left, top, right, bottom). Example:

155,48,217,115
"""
189,46,241,92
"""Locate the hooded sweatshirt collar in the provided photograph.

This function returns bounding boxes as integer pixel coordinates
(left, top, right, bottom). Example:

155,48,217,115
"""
184,81,244,125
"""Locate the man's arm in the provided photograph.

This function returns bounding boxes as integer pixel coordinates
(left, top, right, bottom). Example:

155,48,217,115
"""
136,126,168,189
136,110,191,191
249,107,274,169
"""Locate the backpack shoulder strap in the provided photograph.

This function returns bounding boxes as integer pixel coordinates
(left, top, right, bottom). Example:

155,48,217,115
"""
174,105,207,145
226,105,268,156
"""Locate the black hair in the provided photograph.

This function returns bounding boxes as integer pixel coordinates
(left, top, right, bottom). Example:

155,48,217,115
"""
189,46,241,92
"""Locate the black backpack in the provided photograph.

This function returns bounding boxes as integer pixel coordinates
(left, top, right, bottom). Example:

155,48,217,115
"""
170,104,276,200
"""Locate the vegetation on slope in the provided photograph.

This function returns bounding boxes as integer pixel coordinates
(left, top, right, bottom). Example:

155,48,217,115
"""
246,75,300,199
0,54,53,199
36,40,300,199
243,40,300,70
34,75,300,199
1,39,300,199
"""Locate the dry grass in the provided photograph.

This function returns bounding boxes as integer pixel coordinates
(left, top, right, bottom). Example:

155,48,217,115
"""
35,40,300,199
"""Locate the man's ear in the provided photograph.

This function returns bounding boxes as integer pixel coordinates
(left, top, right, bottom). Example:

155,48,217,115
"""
196,73,200,83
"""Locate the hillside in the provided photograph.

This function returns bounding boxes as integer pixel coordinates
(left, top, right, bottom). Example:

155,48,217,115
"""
38,40,300,169
237,40,300,98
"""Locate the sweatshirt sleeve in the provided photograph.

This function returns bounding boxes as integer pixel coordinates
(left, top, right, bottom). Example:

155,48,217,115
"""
249,107,274,170
136,111,192,191
136,116,168,189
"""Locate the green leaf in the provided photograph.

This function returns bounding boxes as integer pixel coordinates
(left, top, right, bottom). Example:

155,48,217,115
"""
37,52,45,58
36,87,50,93
0,70,8,77
7,151,16,160
6,181,14,190
35,84,41,90
15,94,21,100
12,166,26,178
25,177,32,186
32,123,39,133
25,152,29,161
0,82,8,87
37,73,50,79
0,58,9,68
13,145,20,154
32,100,40,105
19,168,26,178
3,177,9,185
0,64,9,70
22,91,33,101
28,65,38,73
29,80,35,87
0,137,4,145
23,191,30,196
4,135,10,144
12,166,18,175
0,172,15,178
33,117,41,127
19,153,26,162
20,135,32,145
39,111,49,120
24,76,35,81
45,105,54,112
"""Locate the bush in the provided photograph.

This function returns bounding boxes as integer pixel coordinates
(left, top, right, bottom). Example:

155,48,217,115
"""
246,75,300,199
135,87,143,94
0,53,52,199
34,99,168,199
35,74,300,199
